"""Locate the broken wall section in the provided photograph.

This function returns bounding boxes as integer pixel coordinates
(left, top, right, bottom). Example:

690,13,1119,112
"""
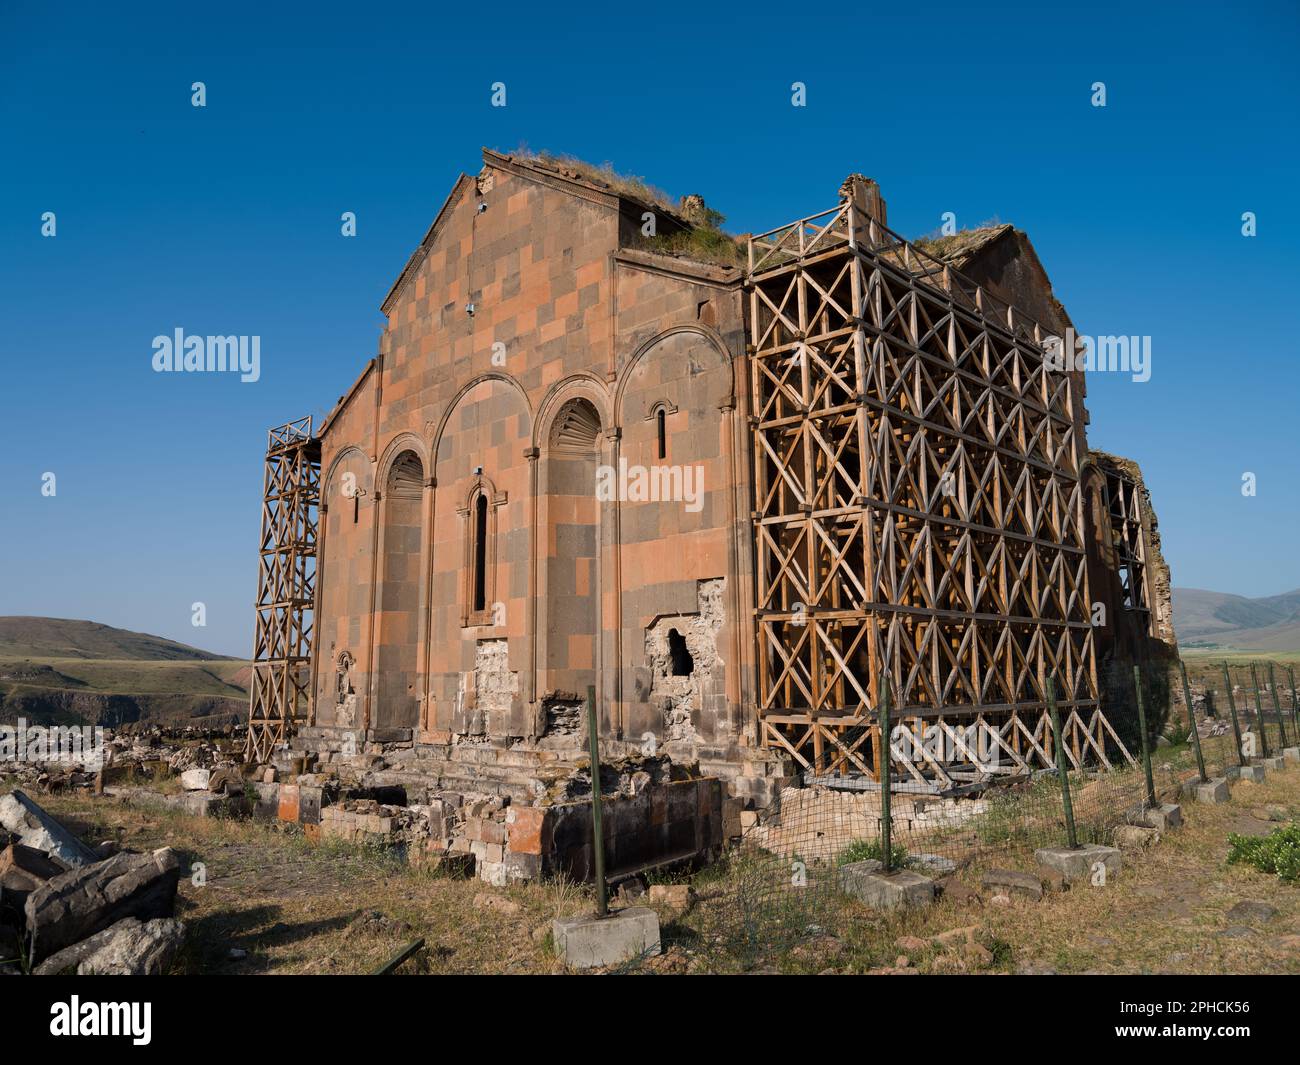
643,578,727,750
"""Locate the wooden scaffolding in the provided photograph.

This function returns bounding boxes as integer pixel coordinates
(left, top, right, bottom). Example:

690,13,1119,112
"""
246,417,321,764
746,200,1131,787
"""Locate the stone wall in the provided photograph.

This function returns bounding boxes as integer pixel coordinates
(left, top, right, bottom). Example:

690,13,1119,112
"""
312,149,755,762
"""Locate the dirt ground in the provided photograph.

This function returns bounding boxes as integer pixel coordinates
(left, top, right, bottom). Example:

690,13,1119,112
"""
20,764,1300,975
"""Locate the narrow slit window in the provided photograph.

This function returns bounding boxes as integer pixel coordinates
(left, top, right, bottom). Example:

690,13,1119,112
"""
472,493,488,613
656,407,667,460
353,493,359,524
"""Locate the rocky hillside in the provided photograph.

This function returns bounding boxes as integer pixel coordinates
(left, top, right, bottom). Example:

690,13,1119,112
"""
0,618,249,728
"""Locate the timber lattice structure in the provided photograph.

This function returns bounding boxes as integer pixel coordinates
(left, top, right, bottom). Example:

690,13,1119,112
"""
246,416,321,764
746,202,1132,787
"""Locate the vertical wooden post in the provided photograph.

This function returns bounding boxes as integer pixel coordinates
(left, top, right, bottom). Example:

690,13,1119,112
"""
878,676,892,874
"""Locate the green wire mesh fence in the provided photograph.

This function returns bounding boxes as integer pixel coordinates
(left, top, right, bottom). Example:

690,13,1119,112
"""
621,657,1298,973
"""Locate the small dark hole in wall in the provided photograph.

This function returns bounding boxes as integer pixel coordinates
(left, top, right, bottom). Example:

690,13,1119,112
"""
667,628,694,676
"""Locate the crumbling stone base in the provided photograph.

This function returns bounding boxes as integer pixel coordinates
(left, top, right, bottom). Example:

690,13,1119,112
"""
1283,747,1300,764
1261,756,1286,771
1235,764,1267,783
552,907,661,969
1181,778,1230,804
1136,803,1183,831
838,862,934,910
1034,844,1121,885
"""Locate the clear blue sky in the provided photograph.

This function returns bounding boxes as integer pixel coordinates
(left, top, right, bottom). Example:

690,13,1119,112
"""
2,0,1297,656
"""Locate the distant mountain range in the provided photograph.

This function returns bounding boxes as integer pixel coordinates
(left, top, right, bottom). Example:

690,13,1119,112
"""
0,617,248,728
1173,588,1300,652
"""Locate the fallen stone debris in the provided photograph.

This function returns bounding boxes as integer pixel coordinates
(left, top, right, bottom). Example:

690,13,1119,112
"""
0,789,186,976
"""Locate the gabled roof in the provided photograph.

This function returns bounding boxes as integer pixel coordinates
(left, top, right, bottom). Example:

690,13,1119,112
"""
379,149,704,317
481,148,690,225
917,223,1073,337
913,223,1015,268
380,171,475,316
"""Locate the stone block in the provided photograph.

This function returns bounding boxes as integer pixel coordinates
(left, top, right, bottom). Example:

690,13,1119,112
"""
502,851,542,882
32,916,185,976
1034,843,1121,885
180,768,211,791
980,868,1043,901
506,805,548,855
478,861,508,887
1282,747,1300,764
277,783,300,823
1194,778,1231,804
25,847,180,964
1261,756,1286,771
839,863,934,910
552,906,661,969
1113,825,1161,850
1139,803,1183,831
471,840,504,864
1238,765,1267,783
910,853,958,876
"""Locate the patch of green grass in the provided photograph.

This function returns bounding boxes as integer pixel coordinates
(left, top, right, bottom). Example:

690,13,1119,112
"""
1227,822,1300,883
836,837,908,868
642,225,744,268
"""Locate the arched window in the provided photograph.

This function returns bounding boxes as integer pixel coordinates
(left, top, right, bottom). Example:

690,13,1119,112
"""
472,492,488,613
462,480,500,627
656,407,667,460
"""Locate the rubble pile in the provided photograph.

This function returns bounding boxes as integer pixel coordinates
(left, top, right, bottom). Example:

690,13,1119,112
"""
0,789,185,975
0,722,246,793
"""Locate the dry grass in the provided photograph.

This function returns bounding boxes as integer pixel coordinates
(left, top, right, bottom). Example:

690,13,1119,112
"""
22,764,1300,975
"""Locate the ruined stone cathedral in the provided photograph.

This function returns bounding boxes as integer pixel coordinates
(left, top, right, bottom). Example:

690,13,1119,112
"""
250,148,1176,883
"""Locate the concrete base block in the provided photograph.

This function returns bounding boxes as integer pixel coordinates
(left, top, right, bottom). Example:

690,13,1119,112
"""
1237,765,1267,783
1261,757,1285,771
1034,843,1121,885
1283,747,1300,764
839,862,934,910
1140,803,1183,831
1194,778,1231,804
552,907,661,970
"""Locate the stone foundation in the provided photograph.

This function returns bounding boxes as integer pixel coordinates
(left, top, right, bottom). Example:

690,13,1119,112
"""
270,724,728,885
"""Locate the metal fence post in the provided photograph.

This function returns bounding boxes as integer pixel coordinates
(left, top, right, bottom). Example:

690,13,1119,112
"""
1047,676,1078,850
1249,663,1271,758
1179,660,1208,784
1133,665,1157,810
1222,663,1248,767
1289,666,1300,735
878,675,892,874
1268,663,1289,749
586,684,608,917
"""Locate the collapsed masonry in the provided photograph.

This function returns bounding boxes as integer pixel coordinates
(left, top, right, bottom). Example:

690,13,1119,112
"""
247,150,1177,884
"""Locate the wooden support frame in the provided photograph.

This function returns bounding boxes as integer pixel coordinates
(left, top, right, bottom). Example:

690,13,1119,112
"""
246,417,321,764
747,201,1130,784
